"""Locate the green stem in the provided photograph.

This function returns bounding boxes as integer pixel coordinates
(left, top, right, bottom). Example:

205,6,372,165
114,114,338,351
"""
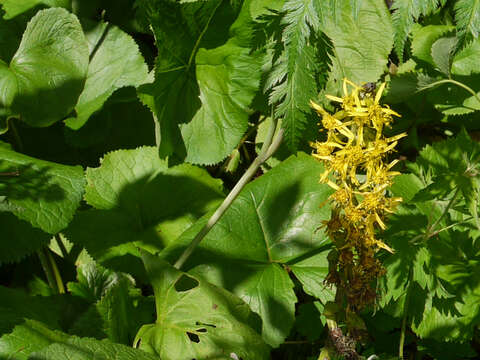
417,79,480,105
153,113,161,148
37,249,57,292
47,249,65,294
54,234,69,259
174,115,284,270
399,269,413,359
428,217,472,238
9,118,24,152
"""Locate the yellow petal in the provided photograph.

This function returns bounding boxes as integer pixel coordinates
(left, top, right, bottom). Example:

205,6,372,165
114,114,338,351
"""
375,212,386,230
376,240,395,253
381,107,401,117
327,180,340,190
326,95,344,103
375,82,386,104
310,100,324,112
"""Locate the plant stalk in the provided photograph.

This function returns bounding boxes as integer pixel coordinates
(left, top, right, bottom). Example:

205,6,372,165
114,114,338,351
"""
54,234,69,259
417,79,480,105
174,116,283,270
37,248,57,293
428,187,460,237
399,269,413,359
47,249,65,294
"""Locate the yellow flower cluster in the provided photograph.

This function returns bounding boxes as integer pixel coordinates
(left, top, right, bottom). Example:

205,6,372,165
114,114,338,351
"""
311,79,406,309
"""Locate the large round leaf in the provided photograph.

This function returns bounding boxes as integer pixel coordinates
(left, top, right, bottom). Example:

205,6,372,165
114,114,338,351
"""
134,252,269,360
65,147,224,278
0,8,89,127
162,152,333,347
65,21,149,130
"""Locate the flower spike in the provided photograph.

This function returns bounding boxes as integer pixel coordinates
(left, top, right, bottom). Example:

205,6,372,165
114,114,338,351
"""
310,79,405,310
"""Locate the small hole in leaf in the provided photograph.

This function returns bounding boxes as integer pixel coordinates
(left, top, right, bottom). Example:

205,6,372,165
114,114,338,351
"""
187,332,200,343
196,328,207,333
174,275,199,292
195,321,216,328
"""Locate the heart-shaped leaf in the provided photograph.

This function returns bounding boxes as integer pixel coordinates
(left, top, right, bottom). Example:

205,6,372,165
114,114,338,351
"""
65,20,149,130
0,8,89,127
66,147,224,278
162,153,332,347
134,251,269,360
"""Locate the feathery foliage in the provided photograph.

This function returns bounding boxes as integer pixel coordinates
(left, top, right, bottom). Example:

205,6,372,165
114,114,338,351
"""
454,0,480,48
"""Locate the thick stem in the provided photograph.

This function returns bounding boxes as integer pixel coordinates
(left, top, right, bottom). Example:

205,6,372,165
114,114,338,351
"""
47,249,65,294
153,113,161,148
174,118,284,270
37,249,57,292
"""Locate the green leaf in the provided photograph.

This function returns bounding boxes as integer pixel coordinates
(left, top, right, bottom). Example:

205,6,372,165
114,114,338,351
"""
68,262,141,344
0,285,65,329
418,338,477,360
452,37,480,75
64,91,155,152
294,301,325,341
0,8,89,127
30,337,159,360
0,212,51,264
181,40,262,164
0,318,69,360
321,0,394,94
65,147,224,276
382,137,480,342
0,285,91,357
0,146,85,234
138,0,261,164
162,153,332,347
411,25,454,66
265,0,320,149
391,0,444,61
0,0,70,19
431,36,457,76
425,79,480,116
290,251,335,303
454,0,480,48
0,11,28,64
134,252,269,360
417,130,480,226
65,21,149,130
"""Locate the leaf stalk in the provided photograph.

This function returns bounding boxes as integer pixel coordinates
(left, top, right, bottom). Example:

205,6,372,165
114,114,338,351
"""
174,114,284,270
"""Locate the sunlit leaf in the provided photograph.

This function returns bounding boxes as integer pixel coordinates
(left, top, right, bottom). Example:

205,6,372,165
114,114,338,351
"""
0,8,89,127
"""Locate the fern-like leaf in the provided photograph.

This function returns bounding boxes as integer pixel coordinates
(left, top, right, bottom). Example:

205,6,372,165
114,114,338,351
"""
454,0,480,48
392,0,445,61
266,0,321,150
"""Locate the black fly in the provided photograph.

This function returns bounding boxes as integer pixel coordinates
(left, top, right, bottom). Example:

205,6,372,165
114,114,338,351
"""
359,82,376,99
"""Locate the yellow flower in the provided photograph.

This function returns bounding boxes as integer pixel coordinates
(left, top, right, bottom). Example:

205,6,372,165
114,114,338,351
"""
310,78,405,309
